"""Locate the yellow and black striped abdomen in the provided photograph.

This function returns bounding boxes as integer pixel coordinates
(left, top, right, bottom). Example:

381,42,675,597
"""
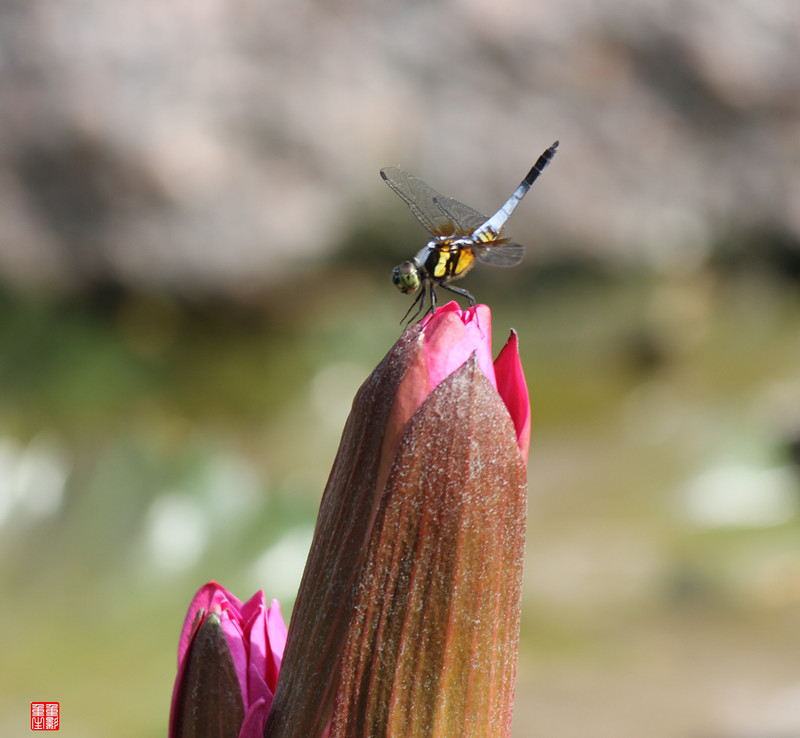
424,241,477,284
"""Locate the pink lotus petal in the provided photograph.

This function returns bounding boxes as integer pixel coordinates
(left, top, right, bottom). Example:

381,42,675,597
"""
243,595,268,710
177,581,242,665
170,583,287,738
378,302,497,494
494,329,531,461
420,302,495,389
239,697,269,738
265,599,287,689
219,606,250,704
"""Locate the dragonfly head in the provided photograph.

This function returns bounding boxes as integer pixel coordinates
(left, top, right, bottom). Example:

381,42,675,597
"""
392,261,422,294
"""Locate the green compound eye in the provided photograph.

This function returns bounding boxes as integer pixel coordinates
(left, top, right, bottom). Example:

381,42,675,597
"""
392,262,422,294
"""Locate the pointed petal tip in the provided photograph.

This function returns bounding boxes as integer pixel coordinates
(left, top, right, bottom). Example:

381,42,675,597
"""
494,329,531,462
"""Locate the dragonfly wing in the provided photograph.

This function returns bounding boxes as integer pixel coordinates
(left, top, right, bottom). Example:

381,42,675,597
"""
380,167,457,238
474,241,526,266
432,194,488,234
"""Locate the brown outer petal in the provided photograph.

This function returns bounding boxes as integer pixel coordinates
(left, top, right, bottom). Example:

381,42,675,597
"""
330,355,528,738
264,324,426,738
173,613,245,738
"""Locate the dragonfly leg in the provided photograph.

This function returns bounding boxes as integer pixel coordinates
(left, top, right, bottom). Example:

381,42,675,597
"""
401,285,427,324
440,282,477,307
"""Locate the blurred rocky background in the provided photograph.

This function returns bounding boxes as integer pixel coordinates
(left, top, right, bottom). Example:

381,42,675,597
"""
1,1,800,737
1,0,798,294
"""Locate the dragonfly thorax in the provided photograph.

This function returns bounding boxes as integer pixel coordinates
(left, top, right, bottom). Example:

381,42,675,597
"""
418,242,440,267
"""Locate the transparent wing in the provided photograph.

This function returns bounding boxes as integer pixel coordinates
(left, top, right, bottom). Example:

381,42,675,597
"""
432,195,488,234
474,241,526,266
380,166,458,238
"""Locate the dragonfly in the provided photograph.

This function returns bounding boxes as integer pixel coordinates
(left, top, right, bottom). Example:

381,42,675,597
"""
382,140,559,323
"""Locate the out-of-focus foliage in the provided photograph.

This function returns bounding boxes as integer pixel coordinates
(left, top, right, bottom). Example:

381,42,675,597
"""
2,269,800,737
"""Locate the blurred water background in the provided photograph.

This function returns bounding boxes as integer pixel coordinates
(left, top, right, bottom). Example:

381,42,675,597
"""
1,1,800,736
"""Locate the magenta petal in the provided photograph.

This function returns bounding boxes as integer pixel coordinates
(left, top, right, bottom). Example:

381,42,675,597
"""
219,607,250,706
380,302,496,491
265,599,287,690
239,589,266,622
239,696,268,738
244,598,269,709
248,659,274,717
266,600,287,656
420,302,495,390
177,581,243,665
171,581,246,734
494,329,531,461
171,583,287,738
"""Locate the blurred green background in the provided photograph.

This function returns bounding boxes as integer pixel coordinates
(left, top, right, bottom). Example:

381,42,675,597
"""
2,2,800,737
